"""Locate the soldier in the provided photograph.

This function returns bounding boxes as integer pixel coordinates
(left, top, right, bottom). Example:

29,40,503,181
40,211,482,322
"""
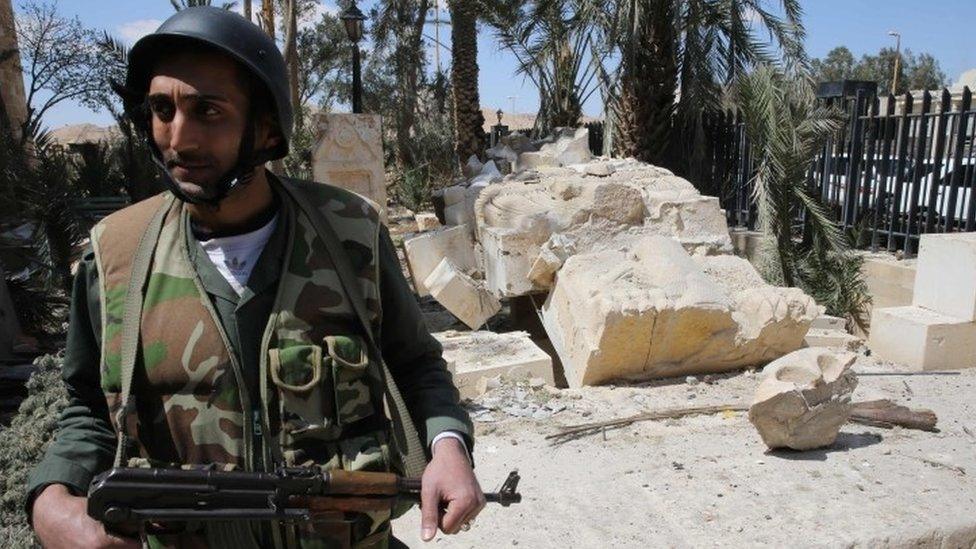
26,7,482,548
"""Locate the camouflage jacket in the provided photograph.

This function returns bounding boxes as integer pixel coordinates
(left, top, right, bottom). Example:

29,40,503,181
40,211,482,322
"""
27,177,473,548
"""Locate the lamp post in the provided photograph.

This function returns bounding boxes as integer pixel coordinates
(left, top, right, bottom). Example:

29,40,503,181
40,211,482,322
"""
888,30,901,95
341,2,366,114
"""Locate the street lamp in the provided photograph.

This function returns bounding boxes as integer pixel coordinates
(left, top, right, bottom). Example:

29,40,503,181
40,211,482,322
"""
888,30,901,95
341,2,367,113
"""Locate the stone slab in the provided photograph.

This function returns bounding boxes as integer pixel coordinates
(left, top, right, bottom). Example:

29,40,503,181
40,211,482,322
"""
403,226,477,297
433,330,554,399
311,113,387,220
913,232,976,321
868,305,976,370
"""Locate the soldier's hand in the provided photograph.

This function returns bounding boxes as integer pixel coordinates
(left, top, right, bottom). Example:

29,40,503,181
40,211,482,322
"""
419,437,485,541
31,483,141,549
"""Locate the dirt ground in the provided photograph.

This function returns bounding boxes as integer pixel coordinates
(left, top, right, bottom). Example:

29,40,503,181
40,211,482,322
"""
392,356,976,548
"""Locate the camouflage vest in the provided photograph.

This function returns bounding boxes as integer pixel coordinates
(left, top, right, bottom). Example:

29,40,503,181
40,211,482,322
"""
91,178,416,549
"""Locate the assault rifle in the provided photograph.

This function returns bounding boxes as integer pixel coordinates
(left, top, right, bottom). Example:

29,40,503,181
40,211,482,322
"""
88,466,521,532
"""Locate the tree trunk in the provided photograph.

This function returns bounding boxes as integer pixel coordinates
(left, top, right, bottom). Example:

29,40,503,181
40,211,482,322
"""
392,0,430,173
448,0,485,168
615,0,677,164
261,0,275,37
282,0,301,129
243,0,252,20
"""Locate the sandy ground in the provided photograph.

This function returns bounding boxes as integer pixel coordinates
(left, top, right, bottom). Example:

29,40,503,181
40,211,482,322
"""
391,355,976,548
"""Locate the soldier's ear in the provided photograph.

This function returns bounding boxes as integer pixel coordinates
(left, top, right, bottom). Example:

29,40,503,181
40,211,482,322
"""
255,112,282,151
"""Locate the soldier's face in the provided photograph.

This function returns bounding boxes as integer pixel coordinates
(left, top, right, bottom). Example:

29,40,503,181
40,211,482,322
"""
148,51,251,201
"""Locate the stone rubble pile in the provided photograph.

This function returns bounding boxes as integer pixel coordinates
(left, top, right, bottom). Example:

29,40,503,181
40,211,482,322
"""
406,128,821,387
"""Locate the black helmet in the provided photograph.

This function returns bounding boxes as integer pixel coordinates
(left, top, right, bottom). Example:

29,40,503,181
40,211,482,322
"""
117,6,292,205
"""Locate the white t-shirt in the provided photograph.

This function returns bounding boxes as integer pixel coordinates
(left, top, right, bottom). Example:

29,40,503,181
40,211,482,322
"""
198,213,279,296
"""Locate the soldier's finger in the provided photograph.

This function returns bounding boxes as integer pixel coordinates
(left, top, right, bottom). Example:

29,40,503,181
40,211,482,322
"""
420,481,440,541
440,494,475,535
104,532,142,549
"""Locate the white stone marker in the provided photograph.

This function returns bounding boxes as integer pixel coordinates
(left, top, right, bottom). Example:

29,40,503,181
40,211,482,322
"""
311,113,387,221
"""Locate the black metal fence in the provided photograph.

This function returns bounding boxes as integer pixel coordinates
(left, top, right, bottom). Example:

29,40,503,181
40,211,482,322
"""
684,87,976,257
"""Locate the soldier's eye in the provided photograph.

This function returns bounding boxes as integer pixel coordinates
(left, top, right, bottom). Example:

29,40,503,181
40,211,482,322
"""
149,99,175,121
197,102,221,118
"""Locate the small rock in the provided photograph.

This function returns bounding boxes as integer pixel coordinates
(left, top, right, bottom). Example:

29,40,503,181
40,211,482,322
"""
685,376,699,385
414,212,441,231
748,348,858,450
672,462,685,471
584,162,616,177
529,377,546,389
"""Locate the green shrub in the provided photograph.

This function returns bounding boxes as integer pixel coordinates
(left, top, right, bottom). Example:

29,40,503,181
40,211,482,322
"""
0,354,68,547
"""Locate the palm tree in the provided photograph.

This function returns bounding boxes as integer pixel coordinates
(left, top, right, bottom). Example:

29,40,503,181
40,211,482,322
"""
484,0,606,135
449,0,485,167
736,64,869,327
597,0,805,171
612,0,676,163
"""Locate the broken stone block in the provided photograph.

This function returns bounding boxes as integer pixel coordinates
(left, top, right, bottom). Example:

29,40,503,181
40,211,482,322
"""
486,143,518,164
463,154,483,178
748,348,858,451
500,132,536,154
912,233,976,321
403,226,477,297
481,226,548,298
442,185,468,209
868,306,976,370
541,235,818,387
424,259,501,329
470,160,503,186
539,127,591,166
434,330,554,399
811,314,846,331
414,213,441,232
515,151,556,172
513,128,591,172
583,161,615,177
803,329,863,351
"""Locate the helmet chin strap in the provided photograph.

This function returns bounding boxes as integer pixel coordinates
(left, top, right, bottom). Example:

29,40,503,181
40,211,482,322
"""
147,114,277,208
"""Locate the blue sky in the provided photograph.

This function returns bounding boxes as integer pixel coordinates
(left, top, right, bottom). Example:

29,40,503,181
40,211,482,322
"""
12,0,976,129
